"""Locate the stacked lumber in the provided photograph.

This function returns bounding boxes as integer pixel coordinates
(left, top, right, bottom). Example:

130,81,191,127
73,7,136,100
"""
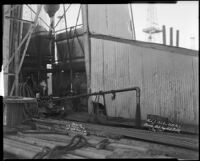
4,130,199,159
4,132,153,159
32,118,199,151
3,118,199,159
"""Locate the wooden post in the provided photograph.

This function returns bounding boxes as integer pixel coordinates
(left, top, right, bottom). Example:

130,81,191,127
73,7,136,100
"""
176,30,179,47
170,27,173,46
3,5,12,96
9,5,42,96
129,4,136,40
162,25,166,45
14,5,23,96
82,5,93,114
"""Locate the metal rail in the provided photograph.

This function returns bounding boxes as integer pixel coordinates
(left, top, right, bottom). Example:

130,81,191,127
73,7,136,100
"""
53,87,141,127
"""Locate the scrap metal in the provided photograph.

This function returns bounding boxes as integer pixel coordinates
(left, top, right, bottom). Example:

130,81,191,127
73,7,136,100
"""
144,114,181,133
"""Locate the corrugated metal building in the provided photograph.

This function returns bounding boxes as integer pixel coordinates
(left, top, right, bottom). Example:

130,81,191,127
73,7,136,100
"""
85,5,199,132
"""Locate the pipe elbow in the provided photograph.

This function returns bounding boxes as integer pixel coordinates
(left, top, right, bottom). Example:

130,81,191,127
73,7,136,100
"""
135,87,140,97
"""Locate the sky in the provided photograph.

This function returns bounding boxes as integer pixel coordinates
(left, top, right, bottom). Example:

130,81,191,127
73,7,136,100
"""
132,1,199,50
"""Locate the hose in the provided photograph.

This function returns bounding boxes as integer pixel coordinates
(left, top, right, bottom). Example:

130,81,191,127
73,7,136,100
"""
17,82,39,119
33,134,110,159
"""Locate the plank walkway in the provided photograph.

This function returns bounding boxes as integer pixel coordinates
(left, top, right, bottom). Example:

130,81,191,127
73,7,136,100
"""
4,131,198,159
3,118,199,159
33,118,199,151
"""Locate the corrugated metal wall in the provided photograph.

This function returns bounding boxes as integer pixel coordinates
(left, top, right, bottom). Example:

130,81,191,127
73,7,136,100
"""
88,4,133,39
91,38,198,126
88,5,199,127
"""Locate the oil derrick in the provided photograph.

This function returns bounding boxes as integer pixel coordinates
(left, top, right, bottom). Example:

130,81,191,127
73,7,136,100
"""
143,4,162,43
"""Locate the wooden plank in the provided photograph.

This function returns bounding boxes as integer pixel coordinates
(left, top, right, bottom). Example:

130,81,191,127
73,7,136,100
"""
32,118,199,150
4,143,36,159
17,131,148,152
119,138,199,160
62,154,87,159
3,5,12,96
5,134,112,159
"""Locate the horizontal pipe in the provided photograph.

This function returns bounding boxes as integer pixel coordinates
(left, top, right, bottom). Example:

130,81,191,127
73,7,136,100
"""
52,87,141,128
53,87,140,100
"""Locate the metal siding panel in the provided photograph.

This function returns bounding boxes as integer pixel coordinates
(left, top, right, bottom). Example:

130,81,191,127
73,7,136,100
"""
88,4,132,39
88,5,198,126
90,37,198,126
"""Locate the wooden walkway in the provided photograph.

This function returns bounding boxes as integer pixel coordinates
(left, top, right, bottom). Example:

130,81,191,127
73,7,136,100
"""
3,118,199,159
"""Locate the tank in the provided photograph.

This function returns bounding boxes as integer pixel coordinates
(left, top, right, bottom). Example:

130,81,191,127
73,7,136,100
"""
43,5,60,17
22,23,50,57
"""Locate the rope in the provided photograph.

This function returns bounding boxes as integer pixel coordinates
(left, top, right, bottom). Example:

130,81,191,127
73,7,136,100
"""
33,134,110,159
18,82,39,119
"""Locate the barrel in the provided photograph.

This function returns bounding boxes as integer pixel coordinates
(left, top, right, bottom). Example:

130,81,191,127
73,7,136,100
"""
3,97,37,127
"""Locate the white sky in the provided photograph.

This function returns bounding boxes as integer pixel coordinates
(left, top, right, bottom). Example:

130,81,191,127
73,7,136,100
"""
132,1,199,50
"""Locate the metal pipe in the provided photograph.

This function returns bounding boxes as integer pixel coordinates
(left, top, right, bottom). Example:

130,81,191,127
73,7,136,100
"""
176,30,179,47
170,27,173,46
53,87,141,128
162,25,166,45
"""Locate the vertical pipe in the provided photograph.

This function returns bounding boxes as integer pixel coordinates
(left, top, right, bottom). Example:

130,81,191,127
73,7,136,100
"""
50,17,55,62
170,27,173,46
162,25,166,45
176,30,179,47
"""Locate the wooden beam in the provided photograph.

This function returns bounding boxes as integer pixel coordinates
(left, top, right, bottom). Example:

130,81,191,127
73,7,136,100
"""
5,16,34,24
129,4,136,40
82,5,93,114
9,5,43,96
3,24,32,71
3,5,12,96
55,32,85,43
89,32,198,57
13,5,23,96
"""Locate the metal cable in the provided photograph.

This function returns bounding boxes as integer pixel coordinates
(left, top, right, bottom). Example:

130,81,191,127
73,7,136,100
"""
33,134,110,159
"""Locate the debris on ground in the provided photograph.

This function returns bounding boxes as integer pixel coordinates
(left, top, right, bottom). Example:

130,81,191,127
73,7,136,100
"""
144,114,181,133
